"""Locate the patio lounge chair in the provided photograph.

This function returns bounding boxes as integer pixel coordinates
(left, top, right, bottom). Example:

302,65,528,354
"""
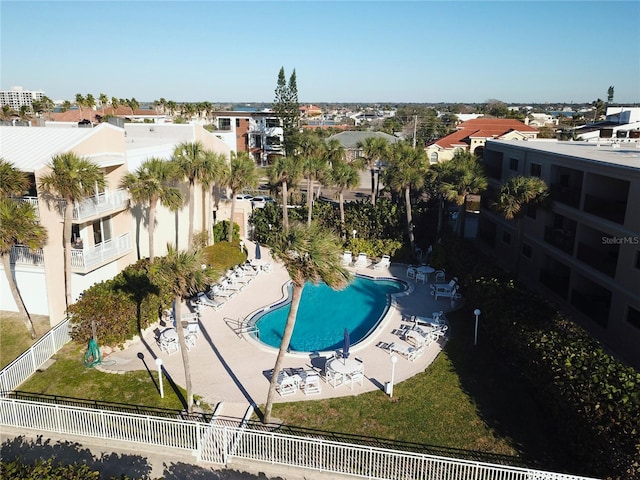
302,372,322,395
431,285,459,301
276,373,298,396
373,255,391,270
341,250,353,266
403,329,430,348
195,292,224,310
389,342,424,361
354,252,369,268
210,284,237,299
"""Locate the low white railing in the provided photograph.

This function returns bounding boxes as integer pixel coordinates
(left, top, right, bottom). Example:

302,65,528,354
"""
57,189,129,221
0,318,70,393
9,246,45,266
16,196,40,218
71,233,131,271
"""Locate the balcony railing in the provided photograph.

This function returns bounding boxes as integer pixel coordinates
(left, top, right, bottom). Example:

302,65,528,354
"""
15,196,39,218
550,184,581,209
59,189,129,222
583,193,627,225
9,246,45,266
71,233,131,272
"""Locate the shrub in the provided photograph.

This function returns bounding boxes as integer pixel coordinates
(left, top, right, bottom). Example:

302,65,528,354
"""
201,240,246,274
212,220,240,243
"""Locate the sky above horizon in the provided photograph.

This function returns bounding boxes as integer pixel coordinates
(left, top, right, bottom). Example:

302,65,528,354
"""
1,1,639,105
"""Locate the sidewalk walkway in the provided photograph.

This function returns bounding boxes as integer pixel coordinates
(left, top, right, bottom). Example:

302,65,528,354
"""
98,243,457,411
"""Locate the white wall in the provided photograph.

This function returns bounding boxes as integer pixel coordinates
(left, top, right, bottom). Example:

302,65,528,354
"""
0,265,49,315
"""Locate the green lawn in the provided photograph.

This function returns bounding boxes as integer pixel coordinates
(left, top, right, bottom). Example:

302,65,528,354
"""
0,312,51,369
2,307,570,472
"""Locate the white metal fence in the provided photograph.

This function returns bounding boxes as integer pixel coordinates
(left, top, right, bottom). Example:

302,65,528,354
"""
0,318,71,393
71,232,131,271
0,318,599,480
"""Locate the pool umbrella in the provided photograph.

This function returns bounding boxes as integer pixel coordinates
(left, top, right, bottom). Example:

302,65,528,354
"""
255,242,262,260
343,328,350,360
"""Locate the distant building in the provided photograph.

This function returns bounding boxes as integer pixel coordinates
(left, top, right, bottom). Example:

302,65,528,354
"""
478,136,640,367
0,86,45,111
425,118,538,164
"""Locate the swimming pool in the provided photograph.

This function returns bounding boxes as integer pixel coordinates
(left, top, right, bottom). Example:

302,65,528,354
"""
251,276,407,352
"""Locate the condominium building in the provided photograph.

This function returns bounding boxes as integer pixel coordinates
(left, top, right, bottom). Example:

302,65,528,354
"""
0,124,134,324
0,86,45,110
478,135,640,367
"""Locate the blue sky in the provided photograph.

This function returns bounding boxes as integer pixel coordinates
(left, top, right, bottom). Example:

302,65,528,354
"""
2,1,639,104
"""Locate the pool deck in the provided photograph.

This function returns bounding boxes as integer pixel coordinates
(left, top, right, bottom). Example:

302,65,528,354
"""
98,241,457,415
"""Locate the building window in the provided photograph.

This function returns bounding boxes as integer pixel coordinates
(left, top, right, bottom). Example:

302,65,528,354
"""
502,231,511,244
509,158,519,171
219,118,231,130
92,218,112,246
627,306,640,330
522,243,532,258
530,163,542,177
430,152,438,164
235,119,240,128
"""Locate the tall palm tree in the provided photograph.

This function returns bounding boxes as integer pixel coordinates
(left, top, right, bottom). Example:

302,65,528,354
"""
356,137,389,205
199,151,228,238
0,199,47,338
225,152,258,242
263,222,351,423
74,93,85,121
39,153,105,309
85,94,96,120
156,245,212,413
120,158,183,262
383,142,427,254
267,156,302,232
328,160,359,225
302,155,327,225
172,141,207,247
438,150,488,238
425,161,448,239
0,159,47,338
127,97,139,117
110,97,120,115
493,175,549,280
99,93,108,117
166,100,177,117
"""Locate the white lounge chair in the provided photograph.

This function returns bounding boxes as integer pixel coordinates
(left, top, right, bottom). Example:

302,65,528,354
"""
195,292,224,310
302,372,322,395
277,373,298,396
373,255,391,270
403,329,430,348
431,285,459,301
389,342,424,361
354,252,369,268
341,250,353,266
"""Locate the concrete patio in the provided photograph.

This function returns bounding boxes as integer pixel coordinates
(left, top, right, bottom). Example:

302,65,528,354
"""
98,241,458,414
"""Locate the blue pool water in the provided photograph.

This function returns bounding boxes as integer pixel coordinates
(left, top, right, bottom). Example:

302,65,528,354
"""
253,276,406,352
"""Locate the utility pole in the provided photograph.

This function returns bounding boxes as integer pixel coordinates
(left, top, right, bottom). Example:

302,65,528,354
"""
412,115,418,148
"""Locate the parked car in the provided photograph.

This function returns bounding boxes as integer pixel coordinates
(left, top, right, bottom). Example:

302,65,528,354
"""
235,194,253,202
251,196,275,208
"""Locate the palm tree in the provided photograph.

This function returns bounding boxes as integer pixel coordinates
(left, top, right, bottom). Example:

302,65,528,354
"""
200,151,228,238
263,222,351,423
120,158,183,262
39,153,105,309
110,97,119,115
493,175,549,280
85,94,96,120
425,161,448,239
0,199,47,338
61,100,71,113
356,137,389,205
0,159,47,338
156,245,212,413
225,152,258,242
99,93,108,117
328,160,359,225
438,150,488,238
127,97,139,117
267,156,302,232
172,141,207,247
302,155,327,226
166,100,177,117
75,93,85,121
383,142,427,254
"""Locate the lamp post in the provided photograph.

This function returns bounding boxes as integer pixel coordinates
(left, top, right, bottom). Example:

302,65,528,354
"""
473,309,481,347
389,354,398,398
239,240,244,252
155,358,164,398
352,229,357,239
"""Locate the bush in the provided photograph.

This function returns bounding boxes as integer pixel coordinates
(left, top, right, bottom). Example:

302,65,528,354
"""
201,241,246,273
212,220,240,243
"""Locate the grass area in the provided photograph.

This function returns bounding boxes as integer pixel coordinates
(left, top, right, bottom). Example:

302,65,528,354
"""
0,312,51,369
2,305,569,472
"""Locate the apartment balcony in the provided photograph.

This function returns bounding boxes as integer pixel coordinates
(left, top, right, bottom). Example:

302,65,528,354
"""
583,194,627,225
483,163,502,180
71,233,131,273
550,184,581,209
576,241,618,278
60,189,129,222
543,226,575,255
16,196,39,218
9,246,45,266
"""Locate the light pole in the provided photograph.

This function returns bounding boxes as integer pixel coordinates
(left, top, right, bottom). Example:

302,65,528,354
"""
239,240,244,252
389,354,398,398
473,308,481,347
155,357,164,398
352,229,357,239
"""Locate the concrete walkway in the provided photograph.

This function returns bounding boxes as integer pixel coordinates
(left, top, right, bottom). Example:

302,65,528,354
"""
97,242,457,413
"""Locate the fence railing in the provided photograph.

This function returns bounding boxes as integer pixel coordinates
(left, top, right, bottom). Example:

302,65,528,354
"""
71,233,131,271
0,317,599,480
72,189,129,221
9,246,45,266
0,318,71,393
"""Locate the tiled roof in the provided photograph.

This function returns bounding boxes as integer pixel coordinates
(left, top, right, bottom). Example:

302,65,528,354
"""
430,118,537,149
325,130,400,149
49,107,156,122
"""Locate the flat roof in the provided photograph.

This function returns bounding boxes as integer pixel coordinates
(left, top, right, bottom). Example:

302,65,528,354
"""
487,139,640,172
